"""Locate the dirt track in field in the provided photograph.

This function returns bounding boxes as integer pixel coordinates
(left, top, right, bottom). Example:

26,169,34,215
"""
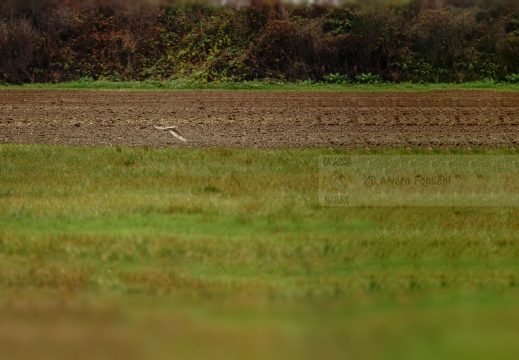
1,89,519,148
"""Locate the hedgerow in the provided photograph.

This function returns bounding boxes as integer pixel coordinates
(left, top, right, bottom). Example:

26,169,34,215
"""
1,0,519,84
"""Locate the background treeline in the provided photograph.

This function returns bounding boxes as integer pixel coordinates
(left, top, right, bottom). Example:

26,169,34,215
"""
2,0,519,84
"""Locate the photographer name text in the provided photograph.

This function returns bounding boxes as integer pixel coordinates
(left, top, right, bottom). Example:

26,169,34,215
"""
364,175,451,187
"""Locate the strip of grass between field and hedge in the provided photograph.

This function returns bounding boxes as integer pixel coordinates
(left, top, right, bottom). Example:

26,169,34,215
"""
3,80,519,91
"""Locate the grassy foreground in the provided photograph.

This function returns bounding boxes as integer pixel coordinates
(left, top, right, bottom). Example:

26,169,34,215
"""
1,144,519,360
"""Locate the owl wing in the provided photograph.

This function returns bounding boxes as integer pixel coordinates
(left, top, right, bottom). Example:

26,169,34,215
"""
169,129,187,142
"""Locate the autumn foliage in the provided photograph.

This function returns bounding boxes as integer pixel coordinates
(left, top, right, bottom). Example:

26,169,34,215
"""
1,0,519,84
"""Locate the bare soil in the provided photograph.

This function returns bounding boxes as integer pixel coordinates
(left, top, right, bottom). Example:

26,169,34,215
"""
1,89,518,148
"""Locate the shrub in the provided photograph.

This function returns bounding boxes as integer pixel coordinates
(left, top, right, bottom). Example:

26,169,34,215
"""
323,73,350,84
1,1,519,84
505,73,519,83
0,18,39,84
354,73,383,84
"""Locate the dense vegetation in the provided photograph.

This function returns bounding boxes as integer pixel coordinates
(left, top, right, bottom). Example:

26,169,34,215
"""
2,0,519,84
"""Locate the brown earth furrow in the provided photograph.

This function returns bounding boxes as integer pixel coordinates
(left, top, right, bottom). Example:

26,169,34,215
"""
1,90,518,148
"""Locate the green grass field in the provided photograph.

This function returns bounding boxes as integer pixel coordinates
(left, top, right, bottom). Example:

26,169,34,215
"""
3,79,519,92
1,144,519,359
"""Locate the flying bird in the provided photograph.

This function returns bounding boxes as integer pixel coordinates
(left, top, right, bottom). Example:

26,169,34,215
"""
154,125,187,142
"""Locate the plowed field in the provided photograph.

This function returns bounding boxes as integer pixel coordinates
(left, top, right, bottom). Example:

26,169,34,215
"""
1,89,518,148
